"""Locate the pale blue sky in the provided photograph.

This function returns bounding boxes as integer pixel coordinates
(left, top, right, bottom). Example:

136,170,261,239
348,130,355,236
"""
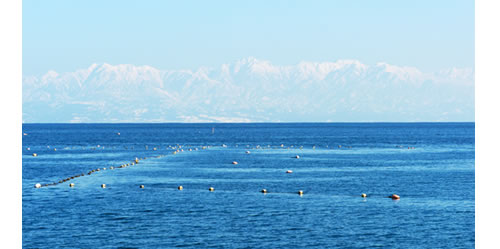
23,0,474,75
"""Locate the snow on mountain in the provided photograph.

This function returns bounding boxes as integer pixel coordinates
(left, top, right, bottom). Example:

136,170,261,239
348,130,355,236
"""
22,58,474,122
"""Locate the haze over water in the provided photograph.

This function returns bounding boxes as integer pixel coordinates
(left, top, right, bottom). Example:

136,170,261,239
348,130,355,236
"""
22,123,474,248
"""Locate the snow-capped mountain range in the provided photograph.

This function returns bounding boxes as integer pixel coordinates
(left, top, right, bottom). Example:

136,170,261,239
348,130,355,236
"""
22,57,474,122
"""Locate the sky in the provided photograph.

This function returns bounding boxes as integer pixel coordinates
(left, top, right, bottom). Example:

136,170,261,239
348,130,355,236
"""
23,0,474,76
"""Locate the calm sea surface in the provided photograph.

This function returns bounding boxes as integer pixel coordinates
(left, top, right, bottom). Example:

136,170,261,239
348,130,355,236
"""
22,123,475,248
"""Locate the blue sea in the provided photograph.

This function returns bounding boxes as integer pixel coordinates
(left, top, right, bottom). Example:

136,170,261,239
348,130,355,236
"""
22,123,475,248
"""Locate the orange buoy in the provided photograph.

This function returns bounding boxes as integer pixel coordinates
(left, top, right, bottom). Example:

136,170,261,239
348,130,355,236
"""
390,194,400,200
286,170,293,173
232,161,238,165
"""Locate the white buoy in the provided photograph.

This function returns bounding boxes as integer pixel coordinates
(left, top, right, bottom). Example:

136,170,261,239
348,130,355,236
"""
232,161,238,165
246,151,251,154
34,183,41,188
101,184,106,188
286,170,293,173
69,183,75,187
32,153,38,157
295,155,300,159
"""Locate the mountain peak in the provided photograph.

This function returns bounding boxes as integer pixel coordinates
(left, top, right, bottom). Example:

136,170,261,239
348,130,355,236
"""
22,58,474,123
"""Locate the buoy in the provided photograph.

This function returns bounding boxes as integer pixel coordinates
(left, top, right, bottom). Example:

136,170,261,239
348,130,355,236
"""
390,194,400,200
261,189,267,193
294,155,300,159
178,186,183,190
232,161,238,165
54,148,57,151
110,166,114,170
135,158,139,164
286,170,293,173
298,190,304,195
361,193,367,198
27,147,30,150
101,184,106,188
139,185,144,189
32,153,37,157
117,132,120,135
23,133,28,136
69,183,75,187
246,151,250,154
34,183,41,188
209,187,214,191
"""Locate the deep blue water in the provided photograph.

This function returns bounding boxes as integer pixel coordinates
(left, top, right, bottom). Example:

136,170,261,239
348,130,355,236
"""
22,123,475,248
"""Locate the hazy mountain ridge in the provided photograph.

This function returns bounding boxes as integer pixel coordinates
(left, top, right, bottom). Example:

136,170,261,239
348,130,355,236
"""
22,57,474,122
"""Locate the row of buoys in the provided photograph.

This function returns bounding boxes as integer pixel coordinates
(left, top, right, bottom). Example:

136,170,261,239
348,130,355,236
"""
36,180,400,199
32,145,207,188
26,143,361,159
